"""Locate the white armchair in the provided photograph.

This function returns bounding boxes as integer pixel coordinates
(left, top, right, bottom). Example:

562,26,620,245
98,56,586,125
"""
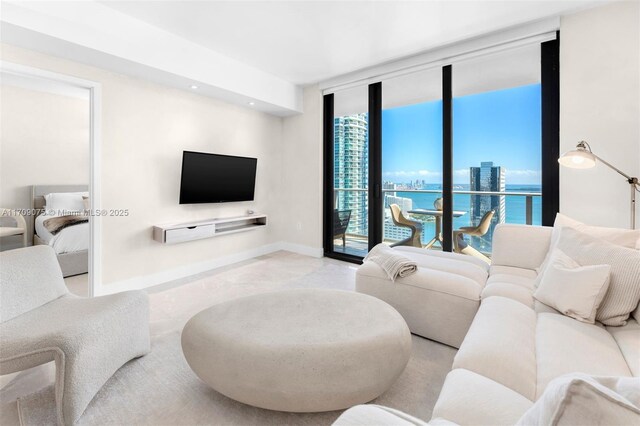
0,245,150,425
0,208,28,247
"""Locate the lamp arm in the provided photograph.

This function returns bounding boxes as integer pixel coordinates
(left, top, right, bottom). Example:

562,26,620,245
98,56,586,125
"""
591,152,639,186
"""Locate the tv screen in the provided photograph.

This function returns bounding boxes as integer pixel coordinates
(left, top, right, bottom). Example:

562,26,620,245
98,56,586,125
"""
179,151,257,204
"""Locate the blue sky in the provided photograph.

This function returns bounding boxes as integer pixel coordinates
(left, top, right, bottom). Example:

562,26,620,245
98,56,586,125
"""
382,84,542,185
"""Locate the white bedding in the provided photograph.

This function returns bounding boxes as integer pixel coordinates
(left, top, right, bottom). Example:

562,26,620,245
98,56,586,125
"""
35,213,89,254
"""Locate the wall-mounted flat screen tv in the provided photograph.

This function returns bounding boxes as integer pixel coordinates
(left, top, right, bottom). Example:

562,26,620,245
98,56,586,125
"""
179,151,257,204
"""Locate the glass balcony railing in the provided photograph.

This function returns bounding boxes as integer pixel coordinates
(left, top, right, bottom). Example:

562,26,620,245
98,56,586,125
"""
333,188,541,258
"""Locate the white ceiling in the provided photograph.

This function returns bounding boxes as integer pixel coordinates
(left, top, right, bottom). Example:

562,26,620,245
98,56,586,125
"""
1,1,606,115
102,0,603,85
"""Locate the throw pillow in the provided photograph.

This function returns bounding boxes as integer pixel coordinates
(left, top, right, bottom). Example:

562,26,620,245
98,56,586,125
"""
555,228,640,326
535,213,640,287
516,374,640,426
45,192,88,215
534,248,610,323
554,213,640,249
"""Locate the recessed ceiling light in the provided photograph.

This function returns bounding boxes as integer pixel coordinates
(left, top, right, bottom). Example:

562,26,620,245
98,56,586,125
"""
190,85,198,89
248,101,255,106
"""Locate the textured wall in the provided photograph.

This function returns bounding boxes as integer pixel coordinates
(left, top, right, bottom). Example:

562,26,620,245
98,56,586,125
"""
559,1,640,228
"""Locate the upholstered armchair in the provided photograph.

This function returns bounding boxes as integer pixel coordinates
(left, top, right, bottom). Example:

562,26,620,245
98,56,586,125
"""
0,208,28,247
0,245,150,425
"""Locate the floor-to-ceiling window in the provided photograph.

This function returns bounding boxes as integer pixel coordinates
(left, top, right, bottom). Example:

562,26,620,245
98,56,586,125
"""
381,69,443,248
323,36,558,262
329,86,370,258
452,45,543,256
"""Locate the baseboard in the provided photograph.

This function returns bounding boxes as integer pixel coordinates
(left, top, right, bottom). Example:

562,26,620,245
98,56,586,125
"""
97,241,323,295
279,242,324,258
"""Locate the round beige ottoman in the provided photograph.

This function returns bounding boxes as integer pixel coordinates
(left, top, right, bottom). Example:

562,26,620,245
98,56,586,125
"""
181,289,412,412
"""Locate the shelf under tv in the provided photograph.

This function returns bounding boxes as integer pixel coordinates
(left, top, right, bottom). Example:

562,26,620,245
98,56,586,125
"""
152,214,267,244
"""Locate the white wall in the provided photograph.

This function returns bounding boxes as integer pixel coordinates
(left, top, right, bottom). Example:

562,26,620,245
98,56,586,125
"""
560,0,640,228
280,85,324,250
1,0,635,289
1,43,285,287
0,84,89,249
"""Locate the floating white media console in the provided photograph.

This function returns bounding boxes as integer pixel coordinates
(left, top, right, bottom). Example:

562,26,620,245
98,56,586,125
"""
153,214,267,244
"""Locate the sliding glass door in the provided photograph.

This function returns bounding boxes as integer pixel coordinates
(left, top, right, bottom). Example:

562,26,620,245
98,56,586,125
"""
381,69,443,249
324,37,559,262
327,86,370,258
452,44,543,256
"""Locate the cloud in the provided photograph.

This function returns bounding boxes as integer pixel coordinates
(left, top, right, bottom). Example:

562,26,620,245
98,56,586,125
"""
505,169,541,178
418,170,440,177
383,170,441,178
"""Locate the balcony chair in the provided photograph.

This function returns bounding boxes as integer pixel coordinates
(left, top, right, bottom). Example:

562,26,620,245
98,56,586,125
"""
0,245,150,424
453,209,495,253
333,210,352,247
0,208,28,247
389,204,423,248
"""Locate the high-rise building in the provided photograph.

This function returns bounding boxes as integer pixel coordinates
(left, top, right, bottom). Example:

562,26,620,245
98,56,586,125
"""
334,114,368,236
383,181,397,197
469,161,505,245
384,194,413,213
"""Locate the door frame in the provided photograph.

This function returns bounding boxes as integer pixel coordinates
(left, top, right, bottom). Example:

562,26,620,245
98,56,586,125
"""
1,61,102,296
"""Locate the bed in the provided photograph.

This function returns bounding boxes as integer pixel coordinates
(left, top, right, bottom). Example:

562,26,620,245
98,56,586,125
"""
32,185,89,277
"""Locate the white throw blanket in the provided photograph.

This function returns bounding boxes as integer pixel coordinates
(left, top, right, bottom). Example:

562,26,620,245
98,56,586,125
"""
364,243,418,281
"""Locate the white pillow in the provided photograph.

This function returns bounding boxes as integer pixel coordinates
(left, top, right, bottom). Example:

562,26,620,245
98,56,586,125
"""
535,213,640,285
516,374,640,426
554,213,640,249
44,192,87,215
556,228,640,326
534,248,610,323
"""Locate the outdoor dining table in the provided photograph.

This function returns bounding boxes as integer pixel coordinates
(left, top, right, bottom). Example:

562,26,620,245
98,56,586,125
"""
408,209,467,249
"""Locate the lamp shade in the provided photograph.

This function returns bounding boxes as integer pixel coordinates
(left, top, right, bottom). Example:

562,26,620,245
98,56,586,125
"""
558,147,596,169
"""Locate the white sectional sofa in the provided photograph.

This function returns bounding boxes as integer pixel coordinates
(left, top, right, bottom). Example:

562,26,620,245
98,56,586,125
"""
356,248,490,348
345,223,640,425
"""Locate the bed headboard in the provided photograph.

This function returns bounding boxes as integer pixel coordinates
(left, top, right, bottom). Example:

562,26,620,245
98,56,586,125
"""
31,185,88,244
32,184,89,215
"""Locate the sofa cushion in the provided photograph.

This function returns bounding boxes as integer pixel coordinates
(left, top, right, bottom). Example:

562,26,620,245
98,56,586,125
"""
332,405,430,426
517,374,640,426
535,313,632,398
489,265,537,279
491,224,552,271
395,246,490,272
486,274,536,290
357,262,481,348
393,247,488,287
482,282,534,308
432,369,533,426
556,228,640,326
358,262,482,301
607,319,640,377
453,296,537,399
534,300,560,315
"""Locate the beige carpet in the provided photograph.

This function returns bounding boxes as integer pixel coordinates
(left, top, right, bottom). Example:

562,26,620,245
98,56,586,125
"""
1,251,456,425
64,273,89,297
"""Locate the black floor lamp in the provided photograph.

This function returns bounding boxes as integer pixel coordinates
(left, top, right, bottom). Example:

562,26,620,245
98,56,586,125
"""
558,141,639,229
